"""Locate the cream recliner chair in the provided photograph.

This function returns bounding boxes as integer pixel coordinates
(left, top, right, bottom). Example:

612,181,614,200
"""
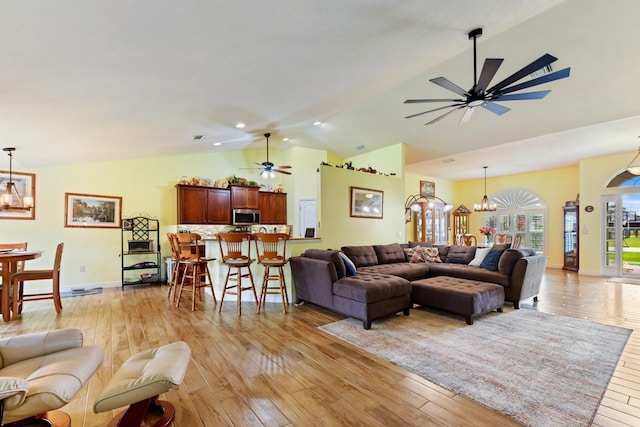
0,328,103,426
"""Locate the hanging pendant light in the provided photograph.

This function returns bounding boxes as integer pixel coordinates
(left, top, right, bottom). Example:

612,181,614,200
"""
625,141,640,175
1,147,33,211
474,166,497,212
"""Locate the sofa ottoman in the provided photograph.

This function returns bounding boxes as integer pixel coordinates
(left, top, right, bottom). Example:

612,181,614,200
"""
411,276,504,325
333,273,411,329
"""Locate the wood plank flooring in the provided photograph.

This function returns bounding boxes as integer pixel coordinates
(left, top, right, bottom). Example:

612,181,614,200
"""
1,268,640,426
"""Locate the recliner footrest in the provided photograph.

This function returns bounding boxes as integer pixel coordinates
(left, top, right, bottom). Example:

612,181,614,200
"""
93,341,191,427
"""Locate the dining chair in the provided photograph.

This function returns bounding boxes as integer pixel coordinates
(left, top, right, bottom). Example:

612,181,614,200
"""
10,242,63,320
174,233,216,311
0,242,28,281
217,232,258,315
460,234,477,246
494,233,513,246
253,233,290,314
511,234,522,249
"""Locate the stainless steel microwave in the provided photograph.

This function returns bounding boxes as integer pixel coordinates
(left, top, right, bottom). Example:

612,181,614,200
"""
232,209,260,225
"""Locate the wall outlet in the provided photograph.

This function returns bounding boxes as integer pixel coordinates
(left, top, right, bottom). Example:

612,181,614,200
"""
79,265,85,272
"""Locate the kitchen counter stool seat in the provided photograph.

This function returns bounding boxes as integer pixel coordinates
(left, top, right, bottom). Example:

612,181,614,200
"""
254,233,290,314
217,232,258,315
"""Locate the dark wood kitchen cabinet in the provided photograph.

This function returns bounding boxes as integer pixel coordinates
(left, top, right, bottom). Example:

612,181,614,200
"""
177,185,230,224
259,192,287,224
230,185,260,209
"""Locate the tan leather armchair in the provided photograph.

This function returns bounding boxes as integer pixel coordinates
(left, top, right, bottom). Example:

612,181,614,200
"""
0,328,103,426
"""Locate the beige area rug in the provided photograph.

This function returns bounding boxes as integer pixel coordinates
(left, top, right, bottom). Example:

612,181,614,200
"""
319,309,631,427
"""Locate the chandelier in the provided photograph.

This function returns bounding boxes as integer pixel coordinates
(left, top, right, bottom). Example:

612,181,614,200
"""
1,147,33,211
474,166,497,212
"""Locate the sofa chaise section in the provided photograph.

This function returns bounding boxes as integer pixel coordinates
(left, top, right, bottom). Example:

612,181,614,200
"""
290,249,411,329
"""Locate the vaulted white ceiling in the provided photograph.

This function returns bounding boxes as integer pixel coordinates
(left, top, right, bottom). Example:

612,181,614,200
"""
1,0,638,180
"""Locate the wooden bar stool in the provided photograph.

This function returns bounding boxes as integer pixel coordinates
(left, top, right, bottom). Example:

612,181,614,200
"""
166,233,184,303
254,233,289,314
217,232,258,315
174,233,216,311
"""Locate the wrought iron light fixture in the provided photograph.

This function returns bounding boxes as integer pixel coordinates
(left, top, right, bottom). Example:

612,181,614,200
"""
474,166,497,212
404,194,453,223
1,147,33,211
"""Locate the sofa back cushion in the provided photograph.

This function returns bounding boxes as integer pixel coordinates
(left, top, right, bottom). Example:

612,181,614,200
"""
341,245,378,267
373,244,406,264
445,245,476,264
303,249,347,279
434,245,450,262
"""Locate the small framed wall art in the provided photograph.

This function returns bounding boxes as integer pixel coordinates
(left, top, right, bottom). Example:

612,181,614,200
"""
64,192,122,228
350,186,384,219
420,180,435,198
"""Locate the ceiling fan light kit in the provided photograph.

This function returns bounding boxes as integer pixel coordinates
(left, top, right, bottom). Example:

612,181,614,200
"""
241,133,292,179
404,27,571,125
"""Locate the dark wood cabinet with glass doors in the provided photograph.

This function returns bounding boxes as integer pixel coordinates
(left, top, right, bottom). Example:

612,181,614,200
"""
563,205,579,271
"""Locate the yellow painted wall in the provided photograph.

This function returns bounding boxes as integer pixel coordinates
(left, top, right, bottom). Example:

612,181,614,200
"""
455,166,579,268
318,165,405,249
346,143,405,178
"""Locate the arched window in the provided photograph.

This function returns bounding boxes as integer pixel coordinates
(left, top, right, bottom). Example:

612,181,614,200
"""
481,188,547,254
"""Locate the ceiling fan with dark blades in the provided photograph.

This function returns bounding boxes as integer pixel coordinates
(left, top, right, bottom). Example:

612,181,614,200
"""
242,133,292,178
404,28,571,125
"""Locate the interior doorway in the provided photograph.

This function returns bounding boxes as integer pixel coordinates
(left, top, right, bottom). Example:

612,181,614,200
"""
298,199,317,238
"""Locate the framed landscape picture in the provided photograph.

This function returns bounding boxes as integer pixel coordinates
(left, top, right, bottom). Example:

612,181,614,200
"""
420,180,435,198
350,186,383,219
64,192,122,228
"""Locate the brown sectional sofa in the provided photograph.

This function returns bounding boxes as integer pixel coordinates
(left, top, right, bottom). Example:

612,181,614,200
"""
290,243,548,329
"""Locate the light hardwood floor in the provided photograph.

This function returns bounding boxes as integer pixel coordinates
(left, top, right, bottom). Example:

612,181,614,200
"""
1,268,639,427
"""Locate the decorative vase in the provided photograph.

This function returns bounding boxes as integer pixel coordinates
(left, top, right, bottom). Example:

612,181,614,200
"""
484,234,491,247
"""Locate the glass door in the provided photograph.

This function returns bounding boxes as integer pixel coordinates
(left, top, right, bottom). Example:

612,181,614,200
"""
602,194,640,277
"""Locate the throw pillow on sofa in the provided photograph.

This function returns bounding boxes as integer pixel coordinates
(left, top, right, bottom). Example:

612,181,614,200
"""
479,248,506,271
404,247,425,263
469,247,491,267
404,246,441,263
338,252,357,276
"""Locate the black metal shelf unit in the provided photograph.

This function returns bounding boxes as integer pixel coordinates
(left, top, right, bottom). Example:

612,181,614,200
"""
120,216,161,288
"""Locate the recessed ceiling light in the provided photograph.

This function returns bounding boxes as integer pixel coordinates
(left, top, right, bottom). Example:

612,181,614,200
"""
313,121,322,126
235,123,246,129
193,135,204,140
283,137,290,142
213,142,222,146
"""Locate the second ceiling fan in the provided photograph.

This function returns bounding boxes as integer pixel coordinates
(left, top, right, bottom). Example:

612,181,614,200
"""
404,28,571,125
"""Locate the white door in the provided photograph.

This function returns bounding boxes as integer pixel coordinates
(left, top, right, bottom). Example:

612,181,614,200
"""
299,199,317,238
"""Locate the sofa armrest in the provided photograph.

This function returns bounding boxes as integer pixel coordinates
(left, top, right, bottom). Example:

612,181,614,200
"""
0,377,29,410
290,256,338,308
0,329,84,368
509,256,548,305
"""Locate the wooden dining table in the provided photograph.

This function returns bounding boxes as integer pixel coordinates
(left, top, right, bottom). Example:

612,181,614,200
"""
0,250,41,322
